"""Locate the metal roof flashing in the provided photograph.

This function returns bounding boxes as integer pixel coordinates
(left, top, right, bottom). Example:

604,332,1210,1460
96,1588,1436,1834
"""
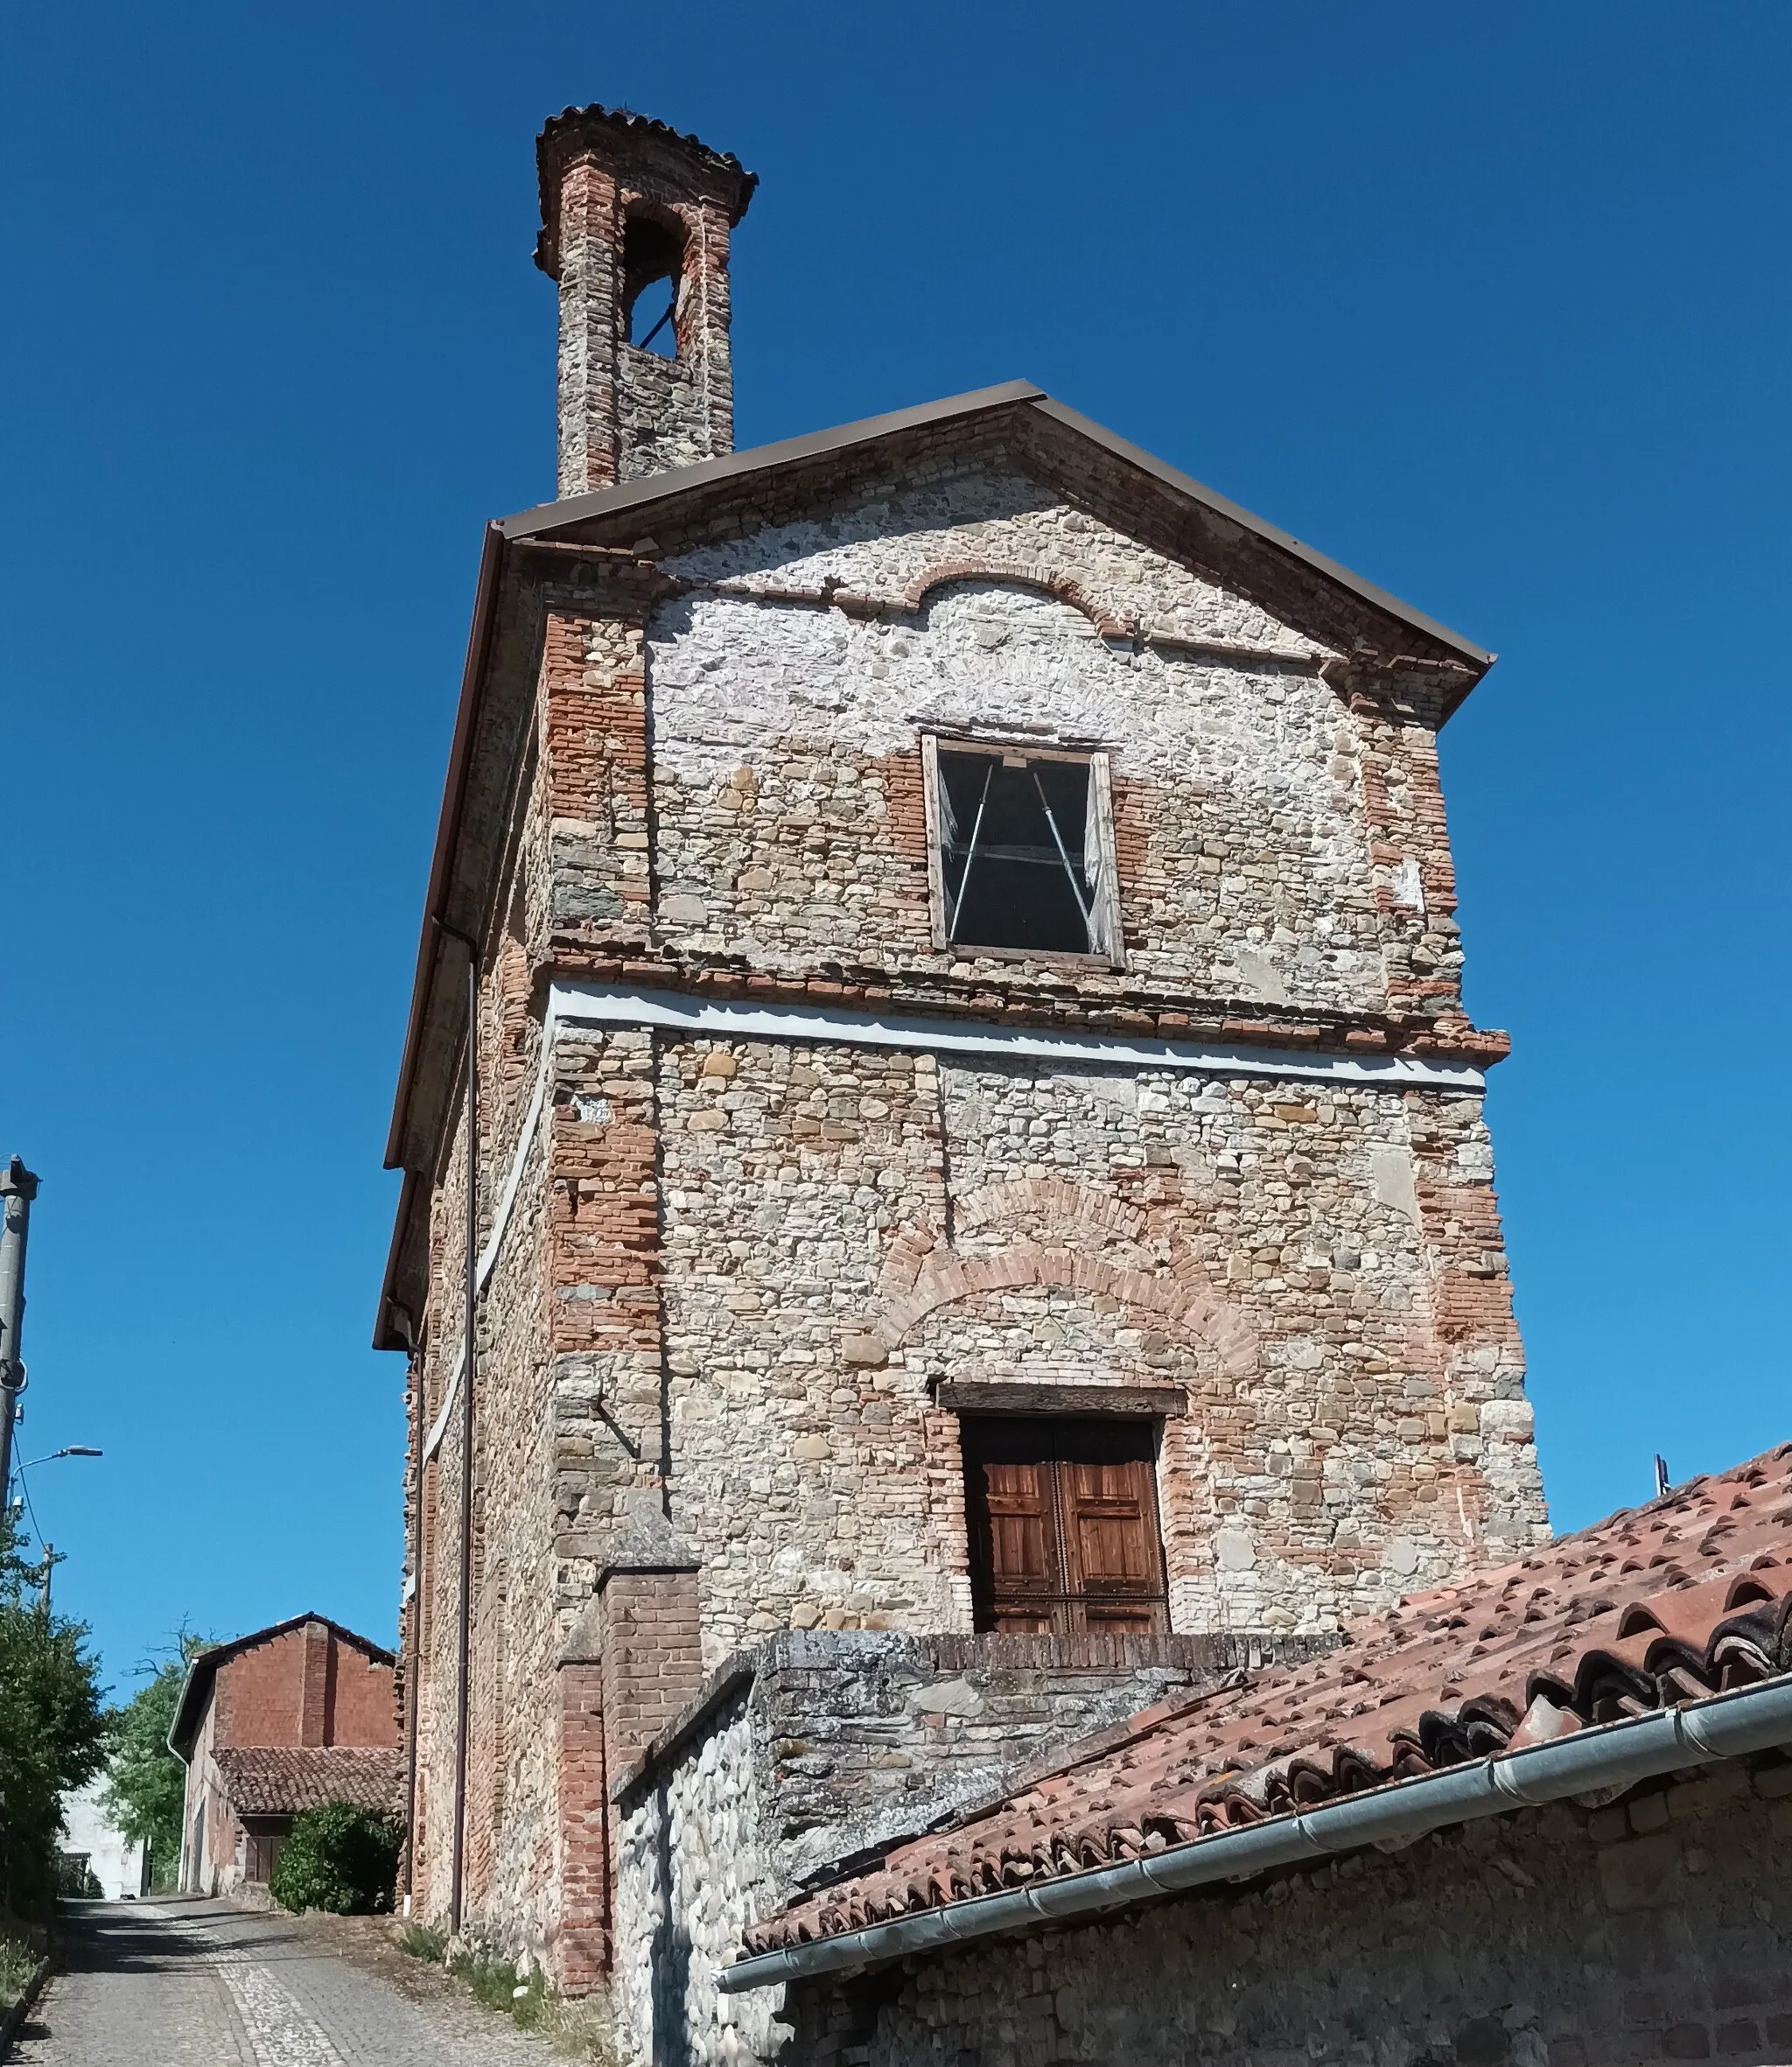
717,1674,1792,1994
495,381,1047,541
494,382,1492,669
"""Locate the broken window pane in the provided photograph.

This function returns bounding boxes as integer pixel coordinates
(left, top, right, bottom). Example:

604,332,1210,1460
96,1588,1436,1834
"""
937,748,1100,955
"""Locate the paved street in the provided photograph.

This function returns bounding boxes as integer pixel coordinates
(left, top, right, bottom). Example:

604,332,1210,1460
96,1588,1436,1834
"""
10,1899,550,2065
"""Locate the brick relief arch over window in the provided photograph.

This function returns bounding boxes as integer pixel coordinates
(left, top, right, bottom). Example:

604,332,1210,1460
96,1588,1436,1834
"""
900,559,1137,641
871,1231,1256,1383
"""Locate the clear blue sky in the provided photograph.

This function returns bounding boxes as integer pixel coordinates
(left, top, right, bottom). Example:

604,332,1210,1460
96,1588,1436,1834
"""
4,4,1787,1692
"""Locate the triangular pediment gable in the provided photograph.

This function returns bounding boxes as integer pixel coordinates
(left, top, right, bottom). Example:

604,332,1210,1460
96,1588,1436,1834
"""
498,382,1490,689
649,460,1328,669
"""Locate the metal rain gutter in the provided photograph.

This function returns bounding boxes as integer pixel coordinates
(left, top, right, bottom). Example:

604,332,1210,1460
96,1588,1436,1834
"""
717,1674,1792,1994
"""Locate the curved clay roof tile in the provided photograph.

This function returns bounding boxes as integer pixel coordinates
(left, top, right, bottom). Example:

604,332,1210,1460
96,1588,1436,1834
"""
746,1444,1792,1963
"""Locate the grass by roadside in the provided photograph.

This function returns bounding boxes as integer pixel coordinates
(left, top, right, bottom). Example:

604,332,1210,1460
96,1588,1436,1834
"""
242,1901,621,2061
0,1909,48,2012
0,1932,37,2009
393,1918,619,2062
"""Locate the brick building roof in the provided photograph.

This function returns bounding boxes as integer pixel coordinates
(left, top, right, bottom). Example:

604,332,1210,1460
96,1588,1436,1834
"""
746,1443,1792,1956
168,1613,396,1757
211,1747,403,1820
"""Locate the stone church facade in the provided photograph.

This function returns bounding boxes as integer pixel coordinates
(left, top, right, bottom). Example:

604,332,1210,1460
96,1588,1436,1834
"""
376,103,1547,2040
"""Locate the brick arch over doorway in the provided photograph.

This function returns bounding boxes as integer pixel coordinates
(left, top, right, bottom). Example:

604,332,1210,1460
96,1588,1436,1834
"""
871,1227,1256,1383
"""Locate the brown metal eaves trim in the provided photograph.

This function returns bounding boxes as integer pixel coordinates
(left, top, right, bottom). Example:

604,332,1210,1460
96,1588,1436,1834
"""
1025,396,1493,669
381,521,505,1181
496,381,1047,541
496,381,1492,668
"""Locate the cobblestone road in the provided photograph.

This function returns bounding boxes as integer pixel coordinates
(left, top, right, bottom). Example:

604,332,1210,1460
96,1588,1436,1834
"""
10,1899,550,2065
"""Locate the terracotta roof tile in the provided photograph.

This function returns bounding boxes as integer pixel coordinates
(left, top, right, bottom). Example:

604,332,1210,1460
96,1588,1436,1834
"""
746,1442,1792,1957
212,1747,403,1820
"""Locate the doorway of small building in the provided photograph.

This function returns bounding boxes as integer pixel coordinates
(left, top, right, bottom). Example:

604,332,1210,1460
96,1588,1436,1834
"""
960,1415,1169,1634
242,1818,290,1886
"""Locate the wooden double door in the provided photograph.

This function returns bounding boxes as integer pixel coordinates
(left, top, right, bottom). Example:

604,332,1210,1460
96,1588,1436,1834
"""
962,1415,1169,1634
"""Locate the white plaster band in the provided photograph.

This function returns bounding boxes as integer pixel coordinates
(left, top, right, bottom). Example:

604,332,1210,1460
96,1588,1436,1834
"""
546,982,1485,1092
421,1343,464,1466
422,1000,564,1466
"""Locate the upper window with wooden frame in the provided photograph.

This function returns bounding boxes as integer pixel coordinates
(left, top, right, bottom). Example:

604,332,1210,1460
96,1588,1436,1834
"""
922,737,1124,965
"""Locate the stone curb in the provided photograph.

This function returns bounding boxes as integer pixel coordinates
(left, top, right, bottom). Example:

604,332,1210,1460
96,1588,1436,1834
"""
0,1955,52,2061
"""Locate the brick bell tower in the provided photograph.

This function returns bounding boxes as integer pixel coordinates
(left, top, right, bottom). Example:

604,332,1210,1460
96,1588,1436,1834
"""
534,105,758,495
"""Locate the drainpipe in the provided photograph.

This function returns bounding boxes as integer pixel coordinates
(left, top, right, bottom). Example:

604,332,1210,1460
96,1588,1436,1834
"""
718,1673,1792,1993
434,917,480,1937
393,1321,421,1907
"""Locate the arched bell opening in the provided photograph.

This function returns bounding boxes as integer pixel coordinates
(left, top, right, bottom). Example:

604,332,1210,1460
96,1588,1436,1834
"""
622,208,685,357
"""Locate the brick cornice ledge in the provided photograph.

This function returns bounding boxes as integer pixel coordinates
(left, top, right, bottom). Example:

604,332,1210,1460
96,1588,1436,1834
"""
537,950,1508,1069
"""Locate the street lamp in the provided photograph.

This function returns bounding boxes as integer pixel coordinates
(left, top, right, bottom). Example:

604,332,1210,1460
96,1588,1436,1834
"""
10,1438,102,1612
8,1446,102,1614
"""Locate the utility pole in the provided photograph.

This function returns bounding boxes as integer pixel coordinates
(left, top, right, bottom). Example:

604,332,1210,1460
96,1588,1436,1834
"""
38,1542,64,1615
0,1159,40,1508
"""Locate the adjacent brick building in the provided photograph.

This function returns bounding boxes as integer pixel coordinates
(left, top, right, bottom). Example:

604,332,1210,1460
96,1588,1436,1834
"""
378,103,1551,2040
170,1614,401,1895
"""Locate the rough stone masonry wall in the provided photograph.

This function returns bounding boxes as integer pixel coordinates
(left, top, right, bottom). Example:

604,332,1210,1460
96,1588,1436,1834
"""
610,1629,1335,2067
516,471,1540,1663
634,1035,1546,1666
740,1629,1334,1888
787,1754,1792,2067
640,464,1463,1024
400,471,1534,1982
613,1686,765,2067
406,598,678,1966
406,734,564,1956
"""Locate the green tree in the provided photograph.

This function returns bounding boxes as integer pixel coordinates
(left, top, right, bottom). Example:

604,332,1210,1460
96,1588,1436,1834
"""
0,1510,108,1916
101,1634,209,1895
270,1802,402,1916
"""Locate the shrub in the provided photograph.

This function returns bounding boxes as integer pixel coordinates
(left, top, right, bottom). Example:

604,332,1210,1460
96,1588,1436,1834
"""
396,1919,446,1963
438,1941,619,2056
269,1802,402,1916
449,1946,526,2014
446,1947,551,2030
